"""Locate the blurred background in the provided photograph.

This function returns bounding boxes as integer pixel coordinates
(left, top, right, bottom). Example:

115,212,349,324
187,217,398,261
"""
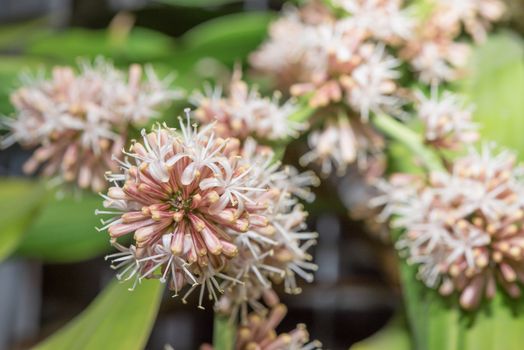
0,0,523,349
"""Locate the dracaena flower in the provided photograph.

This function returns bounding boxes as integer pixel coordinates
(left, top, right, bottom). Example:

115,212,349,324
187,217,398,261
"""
374,144,524,309
201,302,322,350
191,70,305,141
99,113,318,310
209,139,318,318
432,0,506,43
333,0,415,43
415,88,478,149
402,38,471,84
300,115,385,177
1,58,180,191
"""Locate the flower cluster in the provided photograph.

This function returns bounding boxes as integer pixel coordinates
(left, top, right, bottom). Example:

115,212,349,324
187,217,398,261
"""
190,70,305,141
99,111,319,315
401,0,505,83
374,144,524,309
1,58,179,191
201,302,322,350
415,88,478,150
250,0,504,177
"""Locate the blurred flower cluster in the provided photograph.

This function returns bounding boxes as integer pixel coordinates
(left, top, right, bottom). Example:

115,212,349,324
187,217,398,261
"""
99,111,319,321
250,0,504,177
374,144,524,309
191,69,306,141
201,300,322,350
1,58,179,191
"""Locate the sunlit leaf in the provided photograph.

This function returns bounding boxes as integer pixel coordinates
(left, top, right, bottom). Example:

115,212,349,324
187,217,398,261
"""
0,178,47,261
461,31,524,157
15,192,109,263
26,27,175,65
171,12,273,90
34,279,164,350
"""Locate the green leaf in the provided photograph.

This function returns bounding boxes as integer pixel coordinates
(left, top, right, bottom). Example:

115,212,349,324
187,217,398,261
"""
34,279,164,350
157,0,240,7
26,27,175,65
15,192,109,263
0,18,49,50
0,178,47,261
351,317,410,350
461,31,524,157
0,56,47,114
458,292,524,350
171,12,273,90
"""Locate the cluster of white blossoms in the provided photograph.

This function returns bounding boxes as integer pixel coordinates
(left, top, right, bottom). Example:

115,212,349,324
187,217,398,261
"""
299,116,385,178
401,0,505,83
1,58,179,191
201,300,322,350
373,144,524,309
250,0,504,177
191,70,305,141
415,88,478,150
98,111,319,317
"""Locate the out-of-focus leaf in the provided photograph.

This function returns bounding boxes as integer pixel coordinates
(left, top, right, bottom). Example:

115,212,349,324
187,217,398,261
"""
171,12,273,91
157,0,240,7
0,56,46,113
26,27,175,65
15,192,109,263
461,31,524,157
0,18,49,50
351,317,410,350
459,292,524,350
34,279,164,350
180,12,272,64
0,178,47,261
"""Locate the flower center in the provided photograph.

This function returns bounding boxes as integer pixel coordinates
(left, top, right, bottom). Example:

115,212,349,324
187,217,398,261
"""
169,190,193,213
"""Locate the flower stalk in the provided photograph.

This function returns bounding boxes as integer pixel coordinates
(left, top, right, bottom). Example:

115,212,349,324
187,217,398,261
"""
372,113,444,172
213,313,236,350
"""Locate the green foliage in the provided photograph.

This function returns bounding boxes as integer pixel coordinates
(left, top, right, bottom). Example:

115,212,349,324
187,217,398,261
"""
15,192,109,263
0,179,47,261
351,317,410,350
461,32,524,158
0,56,46,113
34,279,164,350
172,12,274,90
158,0,240,7
26,27,176,65
0,18,49,51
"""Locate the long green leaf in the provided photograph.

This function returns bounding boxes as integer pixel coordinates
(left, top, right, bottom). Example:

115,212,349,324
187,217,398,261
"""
34,279,164,350
461,31,524,157
26,27,175,65
351,317,410,350
158,0,240,7
0,178,47,261
15,192,109,262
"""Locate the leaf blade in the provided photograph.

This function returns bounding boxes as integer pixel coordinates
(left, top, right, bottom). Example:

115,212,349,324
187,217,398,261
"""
34,279,164,350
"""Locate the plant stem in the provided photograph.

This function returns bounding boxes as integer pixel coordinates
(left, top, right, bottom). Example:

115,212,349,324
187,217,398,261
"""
213,312,235,350
372,113,445,172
